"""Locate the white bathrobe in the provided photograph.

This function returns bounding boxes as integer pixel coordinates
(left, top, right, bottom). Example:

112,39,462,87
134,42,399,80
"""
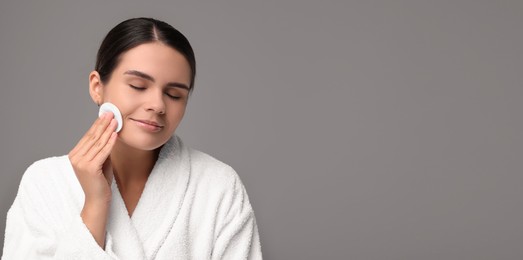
2,135,262,259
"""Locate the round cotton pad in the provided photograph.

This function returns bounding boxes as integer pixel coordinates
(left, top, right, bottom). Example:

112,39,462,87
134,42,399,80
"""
98,102,123,132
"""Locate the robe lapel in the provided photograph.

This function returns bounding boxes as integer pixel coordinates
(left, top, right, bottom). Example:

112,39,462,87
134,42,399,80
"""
125,135,191,259
106,178,147,260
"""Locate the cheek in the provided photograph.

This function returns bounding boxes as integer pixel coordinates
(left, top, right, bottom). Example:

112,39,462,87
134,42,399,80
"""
102,85,122,102
104,85,137,116
167,104,187,124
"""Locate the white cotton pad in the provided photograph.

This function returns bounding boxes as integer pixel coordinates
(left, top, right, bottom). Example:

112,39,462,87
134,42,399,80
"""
98,102,123,132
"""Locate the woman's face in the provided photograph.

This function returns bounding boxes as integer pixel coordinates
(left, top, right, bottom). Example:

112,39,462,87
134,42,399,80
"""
89,42,192,151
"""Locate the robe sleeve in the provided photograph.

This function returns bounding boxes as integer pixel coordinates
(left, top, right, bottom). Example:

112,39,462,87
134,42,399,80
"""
211,167,263,260
2,161,119,259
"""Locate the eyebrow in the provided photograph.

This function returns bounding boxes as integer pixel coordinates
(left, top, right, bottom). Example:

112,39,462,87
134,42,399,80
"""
123,70,190,91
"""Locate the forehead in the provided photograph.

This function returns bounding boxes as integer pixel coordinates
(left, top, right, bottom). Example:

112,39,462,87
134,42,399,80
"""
115,42,191,84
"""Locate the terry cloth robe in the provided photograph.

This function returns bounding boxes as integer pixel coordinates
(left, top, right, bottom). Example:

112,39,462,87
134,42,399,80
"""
2,135,262,259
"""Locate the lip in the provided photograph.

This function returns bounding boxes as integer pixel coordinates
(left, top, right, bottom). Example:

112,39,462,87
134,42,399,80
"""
131,119,164,132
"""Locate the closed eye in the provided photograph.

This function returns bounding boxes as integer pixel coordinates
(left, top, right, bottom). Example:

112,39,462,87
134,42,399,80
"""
130,84,182,100
166,93,181,100
129,84,146,90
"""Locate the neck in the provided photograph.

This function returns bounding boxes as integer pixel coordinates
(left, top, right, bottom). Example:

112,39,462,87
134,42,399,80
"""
110,139,161,191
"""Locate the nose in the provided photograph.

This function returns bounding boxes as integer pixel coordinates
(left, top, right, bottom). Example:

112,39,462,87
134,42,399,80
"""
144,89,166,114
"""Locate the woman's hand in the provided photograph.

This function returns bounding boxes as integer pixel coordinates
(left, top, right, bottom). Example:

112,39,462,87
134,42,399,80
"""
68,112,117,248
68,112,118,205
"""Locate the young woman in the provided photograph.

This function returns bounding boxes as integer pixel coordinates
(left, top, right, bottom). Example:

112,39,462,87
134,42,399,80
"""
2,17,262,259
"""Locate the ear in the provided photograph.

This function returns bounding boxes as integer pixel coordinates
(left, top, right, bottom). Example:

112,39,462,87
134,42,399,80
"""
89,71,104,105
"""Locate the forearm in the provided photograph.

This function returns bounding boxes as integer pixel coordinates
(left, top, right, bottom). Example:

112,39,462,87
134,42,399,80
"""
81,201,110,249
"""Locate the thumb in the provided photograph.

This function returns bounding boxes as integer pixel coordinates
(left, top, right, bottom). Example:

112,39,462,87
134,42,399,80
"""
102,156,114,186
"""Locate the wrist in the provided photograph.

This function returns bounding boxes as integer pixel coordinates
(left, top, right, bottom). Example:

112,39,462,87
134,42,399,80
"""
84,193,111,206
83,198,110,214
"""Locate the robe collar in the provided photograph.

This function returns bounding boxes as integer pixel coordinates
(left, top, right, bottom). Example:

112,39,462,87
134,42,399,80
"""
106,135,191,259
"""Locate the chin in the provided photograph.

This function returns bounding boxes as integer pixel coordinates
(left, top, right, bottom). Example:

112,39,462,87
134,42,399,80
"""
117,132,171,151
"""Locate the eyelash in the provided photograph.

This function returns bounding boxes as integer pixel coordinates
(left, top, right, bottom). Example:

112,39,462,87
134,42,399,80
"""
166,94,181,100
129,85,181,100
129,84,145,90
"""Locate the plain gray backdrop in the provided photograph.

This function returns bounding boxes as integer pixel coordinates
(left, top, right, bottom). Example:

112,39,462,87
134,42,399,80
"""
1,1,522,259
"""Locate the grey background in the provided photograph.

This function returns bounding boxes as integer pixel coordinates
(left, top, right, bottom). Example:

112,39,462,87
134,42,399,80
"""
1,1,522,259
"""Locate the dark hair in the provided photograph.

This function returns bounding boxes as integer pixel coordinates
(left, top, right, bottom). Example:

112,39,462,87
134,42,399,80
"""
95,17,196,92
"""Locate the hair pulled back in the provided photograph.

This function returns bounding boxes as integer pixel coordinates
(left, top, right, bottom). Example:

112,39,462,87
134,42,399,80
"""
95,17,196,91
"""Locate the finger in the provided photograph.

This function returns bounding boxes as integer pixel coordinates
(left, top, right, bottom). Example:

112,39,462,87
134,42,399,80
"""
69,116,107,158
70,113,112,158
75,113,114,158
84,118,117,162
91,131,117,169
85,118,117,161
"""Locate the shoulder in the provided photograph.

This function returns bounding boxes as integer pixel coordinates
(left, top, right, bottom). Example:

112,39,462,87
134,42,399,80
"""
187,147,248,197
7,155,87,231
185,148,256,220
189,148,235,175
21,155,71,181
18,155,75,196
11,155,77,219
